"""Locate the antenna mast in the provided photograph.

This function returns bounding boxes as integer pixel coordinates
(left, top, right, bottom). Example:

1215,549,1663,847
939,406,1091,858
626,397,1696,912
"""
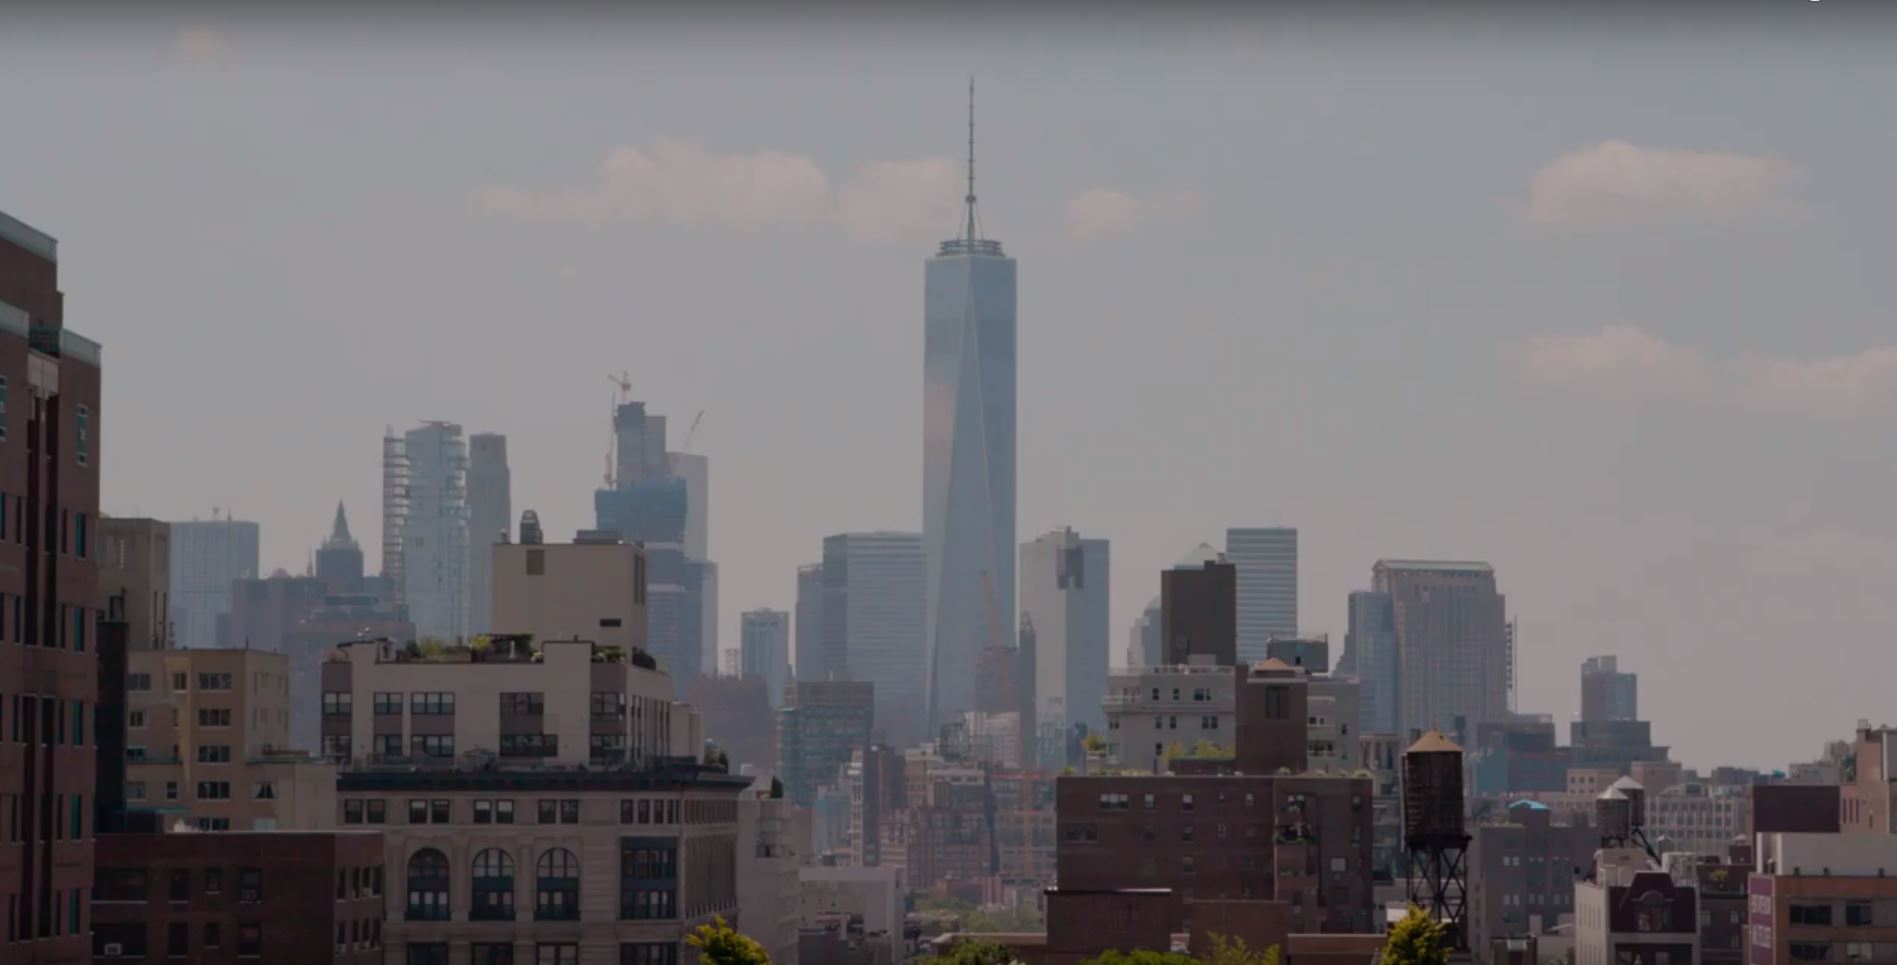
964,76,978,243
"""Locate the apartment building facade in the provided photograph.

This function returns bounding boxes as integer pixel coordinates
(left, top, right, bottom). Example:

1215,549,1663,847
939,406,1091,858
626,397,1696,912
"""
319,638,698,772
1,208,104,965
123,646,334,830
91,829,385,964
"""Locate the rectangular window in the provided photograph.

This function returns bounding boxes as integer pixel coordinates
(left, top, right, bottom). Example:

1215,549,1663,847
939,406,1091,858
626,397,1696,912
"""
410,734,455,759
169,869,191,902
205,868,222,894
126,781,147,802
196,781,231,800
239,869,262,902
501,692,546,715
592,691,627,719
197,708,231,727
621,888,677,920
196,745,232,764
591,734,627,764
197,673,231,691
406,944,449,965
501,733,557,757
430,799,450,824
74,512,86,559
537,945,579,965
0,376,7,441
367,800,386,824
322,735,352,760
71,699,83,745
496,799,515,824
373,734,402,759
373,692,403,715
408,800,428,824
410,692,454,715
128,673,151,692
321,692,352,717
622,944,678,965
474,945,516,965
76,405,89,466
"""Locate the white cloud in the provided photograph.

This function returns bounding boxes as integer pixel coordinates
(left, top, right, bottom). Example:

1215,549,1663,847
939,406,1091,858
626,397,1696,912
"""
1525,140,1796,228
1061,188,1202,240
1738,347,1897,416
175,26,224,65
476,139,961,243
1508,324,1711,396
1510,326,1897,417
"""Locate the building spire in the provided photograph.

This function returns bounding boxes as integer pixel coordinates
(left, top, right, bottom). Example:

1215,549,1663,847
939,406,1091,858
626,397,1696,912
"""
327,500,354,547
964,75,979,243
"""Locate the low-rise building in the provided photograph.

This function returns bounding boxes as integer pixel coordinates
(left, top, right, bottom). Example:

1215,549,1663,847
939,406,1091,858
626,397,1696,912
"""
123,646,336,831
337,764,747,965
1573,850,1698,965
800,865,905,965
320,637,698,770
738,779,805,965
1055,773,1374,934
91,829,386,964
1102,663,1235,773
1747,832,1897,965
1465,801,1594,952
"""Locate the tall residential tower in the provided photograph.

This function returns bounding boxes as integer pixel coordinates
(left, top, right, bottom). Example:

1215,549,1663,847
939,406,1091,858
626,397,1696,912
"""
924,84,1017,732
1019,528,1110,735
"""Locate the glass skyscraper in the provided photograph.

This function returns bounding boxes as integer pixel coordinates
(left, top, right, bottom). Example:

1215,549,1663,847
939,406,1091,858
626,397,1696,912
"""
923,95,1016,733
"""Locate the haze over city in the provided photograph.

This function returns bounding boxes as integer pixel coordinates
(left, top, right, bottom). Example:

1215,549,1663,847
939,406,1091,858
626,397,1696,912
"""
9,2,1897,772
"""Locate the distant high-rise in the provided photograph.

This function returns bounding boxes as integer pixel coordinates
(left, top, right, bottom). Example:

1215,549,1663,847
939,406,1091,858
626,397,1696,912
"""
598,399,715,695
668,450,710,562
824,532,927,747
779,680,875,807
314,501,363,592
466,432,510,635
1019,528,1110,734
1580,655,1637,723
1372,559,1509,740
740,609,791,707
1346,590,1399,735
380,427,409,594
1227,526,1298,662
1125,597,1162,667
924,84,1017,733
401,421,470,641
169,515,261,647
795,562,828,681
1160,549,1237,667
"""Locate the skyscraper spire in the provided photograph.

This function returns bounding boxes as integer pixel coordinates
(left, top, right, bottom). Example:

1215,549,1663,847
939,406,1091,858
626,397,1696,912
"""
326,500,355,547
964,75,979,243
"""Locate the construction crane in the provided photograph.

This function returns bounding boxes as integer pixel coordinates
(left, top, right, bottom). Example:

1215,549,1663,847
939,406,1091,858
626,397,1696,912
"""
603,373,634,488
679,409,706,454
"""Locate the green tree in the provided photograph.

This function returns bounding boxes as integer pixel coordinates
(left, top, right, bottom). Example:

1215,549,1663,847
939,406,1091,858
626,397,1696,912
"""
1081,732,1108,754
931,939,1017,965
1380,906,1449,965
686,916,771,965
1083,950,1196,965
1200,933,1281,965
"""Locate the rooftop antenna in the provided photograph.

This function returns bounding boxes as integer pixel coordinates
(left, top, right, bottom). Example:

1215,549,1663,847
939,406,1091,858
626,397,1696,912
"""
964,76,979,243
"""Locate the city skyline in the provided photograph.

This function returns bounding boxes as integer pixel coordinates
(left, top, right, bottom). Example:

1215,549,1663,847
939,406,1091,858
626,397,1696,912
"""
11,7,1897,767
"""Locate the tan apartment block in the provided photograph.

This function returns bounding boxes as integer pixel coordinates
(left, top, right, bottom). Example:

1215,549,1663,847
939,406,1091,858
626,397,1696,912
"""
491,538,647,655
123,646,336,830
320,638,699,771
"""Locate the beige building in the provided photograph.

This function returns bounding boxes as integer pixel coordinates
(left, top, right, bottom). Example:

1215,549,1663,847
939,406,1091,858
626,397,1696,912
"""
123,646,337,830
337,765,748,965
99,516,172,652
736,778,805,965
1103,662,1236,773
491,536,647,654
320,637,698,771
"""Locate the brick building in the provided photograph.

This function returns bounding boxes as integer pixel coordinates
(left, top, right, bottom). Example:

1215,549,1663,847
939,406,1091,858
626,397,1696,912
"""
1748,832,1897,964
1,208,104,964
1465,801,1594,952
91,830,385,963
1055,773,1374,934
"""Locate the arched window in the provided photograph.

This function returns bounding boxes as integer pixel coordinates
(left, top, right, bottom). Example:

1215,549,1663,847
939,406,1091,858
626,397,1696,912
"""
470,849,515,921
535,848,580,921
405,848,450,921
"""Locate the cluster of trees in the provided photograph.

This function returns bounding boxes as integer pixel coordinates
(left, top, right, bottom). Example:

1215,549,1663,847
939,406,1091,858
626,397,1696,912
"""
689,906,1447,965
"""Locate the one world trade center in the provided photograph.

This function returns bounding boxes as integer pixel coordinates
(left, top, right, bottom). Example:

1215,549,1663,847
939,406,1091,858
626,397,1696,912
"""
924,82,1016,733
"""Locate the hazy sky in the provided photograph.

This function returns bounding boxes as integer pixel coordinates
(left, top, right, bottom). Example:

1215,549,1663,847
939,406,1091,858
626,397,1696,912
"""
5,4,1893,770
